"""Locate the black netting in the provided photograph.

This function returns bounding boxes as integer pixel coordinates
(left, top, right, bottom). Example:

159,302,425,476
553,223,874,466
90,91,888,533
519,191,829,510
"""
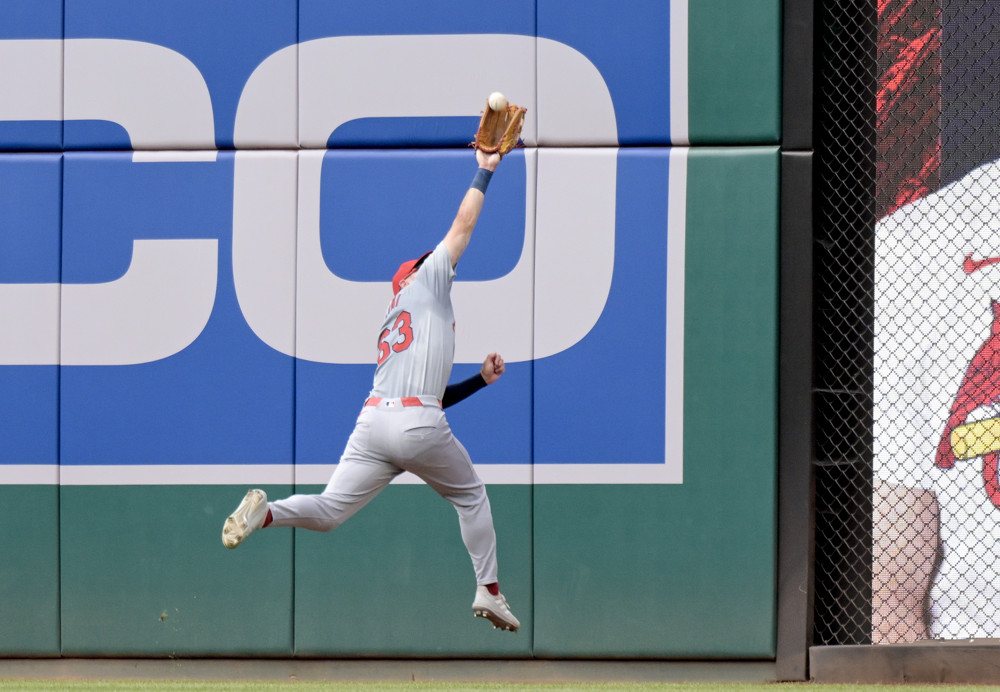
813,0,876,646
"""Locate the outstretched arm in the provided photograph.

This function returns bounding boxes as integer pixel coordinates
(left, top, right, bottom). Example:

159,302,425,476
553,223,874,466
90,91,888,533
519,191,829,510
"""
443,149,501,268
442,353,505,408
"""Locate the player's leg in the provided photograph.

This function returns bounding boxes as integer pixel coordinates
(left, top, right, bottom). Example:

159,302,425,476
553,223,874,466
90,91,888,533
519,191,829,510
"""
223,411,399,546
404,421,499,583
268,455,399,531
401,411,520,631
269,413,401,531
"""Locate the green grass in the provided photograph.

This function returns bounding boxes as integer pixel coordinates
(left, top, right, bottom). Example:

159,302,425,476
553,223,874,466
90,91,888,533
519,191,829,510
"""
3,683,1000,692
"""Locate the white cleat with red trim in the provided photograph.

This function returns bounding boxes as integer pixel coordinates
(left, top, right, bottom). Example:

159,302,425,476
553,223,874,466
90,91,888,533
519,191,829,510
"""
222,489,268,549
472,585,520,632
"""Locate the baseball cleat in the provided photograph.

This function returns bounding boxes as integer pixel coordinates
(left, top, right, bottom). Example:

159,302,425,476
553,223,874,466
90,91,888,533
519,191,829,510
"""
222,489,268,549
472,585,520,632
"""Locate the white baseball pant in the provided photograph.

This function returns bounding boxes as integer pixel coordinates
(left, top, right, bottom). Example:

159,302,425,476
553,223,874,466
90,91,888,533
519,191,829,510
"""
268,397,499,585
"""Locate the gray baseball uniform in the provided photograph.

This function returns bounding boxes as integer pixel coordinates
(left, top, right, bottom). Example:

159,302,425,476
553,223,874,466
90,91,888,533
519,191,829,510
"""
371,241,456,399
267,240,499,586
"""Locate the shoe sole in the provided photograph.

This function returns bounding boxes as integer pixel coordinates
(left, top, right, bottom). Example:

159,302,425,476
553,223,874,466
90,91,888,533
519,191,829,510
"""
473,607,519,632
222,490,265,549
221,516,244,549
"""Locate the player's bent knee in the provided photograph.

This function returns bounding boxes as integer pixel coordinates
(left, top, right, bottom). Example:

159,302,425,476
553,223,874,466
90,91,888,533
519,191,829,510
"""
449,491,490,514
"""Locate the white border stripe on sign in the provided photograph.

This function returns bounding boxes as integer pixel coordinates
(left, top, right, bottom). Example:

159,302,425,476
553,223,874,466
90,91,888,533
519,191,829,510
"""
0,465,59,485
670,0,689,145
665,147,688,483
58,465,294,486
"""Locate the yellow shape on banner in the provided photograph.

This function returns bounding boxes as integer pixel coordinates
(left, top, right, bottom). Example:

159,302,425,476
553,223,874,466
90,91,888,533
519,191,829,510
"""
952,417,1000,459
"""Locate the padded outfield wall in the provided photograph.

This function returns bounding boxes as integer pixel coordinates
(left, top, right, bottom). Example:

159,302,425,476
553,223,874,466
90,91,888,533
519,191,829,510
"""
0,1,780,658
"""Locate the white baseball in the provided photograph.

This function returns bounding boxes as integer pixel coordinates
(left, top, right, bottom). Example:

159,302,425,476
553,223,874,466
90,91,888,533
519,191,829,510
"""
488,91,507,111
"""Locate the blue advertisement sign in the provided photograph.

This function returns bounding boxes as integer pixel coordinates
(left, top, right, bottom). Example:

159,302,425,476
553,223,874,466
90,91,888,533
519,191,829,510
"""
0,2,688,485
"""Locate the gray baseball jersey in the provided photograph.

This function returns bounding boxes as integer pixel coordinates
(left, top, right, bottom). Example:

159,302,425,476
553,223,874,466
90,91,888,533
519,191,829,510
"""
371,241,455,400
266,238,500,586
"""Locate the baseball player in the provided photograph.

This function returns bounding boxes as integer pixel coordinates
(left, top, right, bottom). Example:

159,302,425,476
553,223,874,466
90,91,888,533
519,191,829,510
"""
222,147,520,632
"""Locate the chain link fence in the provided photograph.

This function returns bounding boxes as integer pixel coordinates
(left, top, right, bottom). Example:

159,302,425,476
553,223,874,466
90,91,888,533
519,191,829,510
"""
815,0,1000,645
813,0,876,646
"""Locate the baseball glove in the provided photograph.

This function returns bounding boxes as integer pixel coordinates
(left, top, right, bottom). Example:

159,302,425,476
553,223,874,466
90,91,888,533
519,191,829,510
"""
472,99,527,156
